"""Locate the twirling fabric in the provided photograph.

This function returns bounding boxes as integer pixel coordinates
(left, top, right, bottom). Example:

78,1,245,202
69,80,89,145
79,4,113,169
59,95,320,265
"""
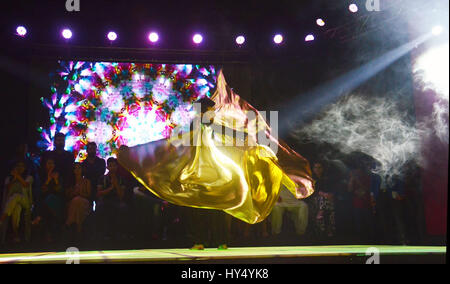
117,70,313,224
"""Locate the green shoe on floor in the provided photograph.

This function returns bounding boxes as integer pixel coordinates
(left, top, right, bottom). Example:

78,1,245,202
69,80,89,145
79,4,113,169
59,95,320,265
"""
218,244,228,250
190,244,205,250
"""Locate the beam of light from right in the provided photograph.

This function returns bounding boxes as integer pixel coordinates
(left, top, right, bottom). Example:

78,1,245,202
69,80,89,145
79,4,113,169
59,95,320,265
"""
278,33,433,137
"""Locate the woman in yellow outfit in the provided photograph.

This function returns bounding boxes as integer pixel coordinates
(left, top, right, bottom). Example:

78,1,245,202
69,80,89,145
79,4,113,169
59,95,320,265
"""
0,161,33,243
117,71,314,245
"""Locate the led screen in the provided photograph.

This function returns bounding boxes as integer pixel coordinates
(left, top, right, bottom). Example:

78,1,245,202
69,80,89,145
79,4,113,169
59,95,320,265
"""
38,61,217,161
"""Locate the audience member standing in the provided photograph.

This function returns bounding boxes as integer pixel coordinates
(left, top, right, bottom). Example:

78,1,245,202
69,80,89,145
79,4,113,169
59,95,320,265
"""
40,158,65,243
96,158,132,240
332,166,352,242
82,142,106,204
389,175,408,245
370,172,393,244
65,163,91,238
41,133,74,188
132,186,163,242
313,161,336,239
348,165,374,243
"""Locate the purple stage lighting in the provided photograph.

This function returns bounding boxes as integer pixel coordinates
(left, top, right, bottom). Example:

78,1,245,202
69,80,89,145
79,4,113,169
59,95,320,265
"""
62,29,73,39
148,32,159,43
349,4,358,13
107,31,117,41
305,34,315,42
273,34,283,44
236,35,245,45
16,26,27,37
193,34,203,44
316,19,325,27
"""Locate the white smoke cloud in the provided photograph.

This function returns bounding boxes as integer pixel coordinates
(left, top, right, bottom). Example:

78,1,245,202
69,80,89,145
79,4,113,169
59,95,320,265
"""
430,100,449,144
293,94,427,180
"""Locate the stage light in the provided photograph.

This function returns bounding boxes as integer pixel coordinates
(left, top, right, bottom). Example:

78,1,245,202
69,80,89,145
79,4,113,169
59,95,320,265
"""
16,26,27,37
62,28,73,39
236,35,245,45
316,19,325,27
273,34,283,44
107,31,117,41
349,4,358,13
305,34,315,42
148,32,159,43
432,26,443,36
193,33,203,44
415,43,449,99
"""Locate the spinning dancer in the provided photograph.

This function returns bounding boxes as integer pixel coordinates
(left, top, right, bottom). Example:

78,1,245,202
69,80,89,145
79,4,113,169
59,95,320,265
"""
117,70,314,235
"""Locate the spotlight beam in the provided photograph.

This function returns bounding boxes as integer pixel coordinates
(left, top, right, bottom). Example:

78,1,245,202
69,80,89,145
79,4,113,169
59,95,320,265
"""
278,33,433,137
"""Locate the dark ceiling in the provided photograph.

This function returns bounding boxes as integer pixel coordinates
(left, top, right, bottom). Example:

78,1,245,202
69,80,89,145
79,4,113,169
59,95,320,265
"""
1,0,448,56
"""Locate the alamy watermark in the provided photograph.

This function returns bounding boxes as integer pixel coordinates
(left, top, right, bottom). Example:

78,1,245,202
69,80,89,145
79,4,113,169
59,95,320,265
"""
65,247,80,264
366,0,381,12
168,102,279,156
365,247,380,264
66,0,80,12
65,1,380,13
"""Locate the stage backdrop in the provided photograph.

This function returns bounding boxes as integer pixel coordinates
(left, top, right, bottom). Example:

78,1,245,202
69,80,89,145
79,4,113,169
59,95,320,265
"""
37,62,218,162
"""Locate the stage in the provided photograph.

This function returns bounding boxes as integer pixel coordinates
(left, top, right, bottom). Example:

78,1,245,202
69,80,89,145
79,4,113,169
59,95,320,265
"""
0,245,445,264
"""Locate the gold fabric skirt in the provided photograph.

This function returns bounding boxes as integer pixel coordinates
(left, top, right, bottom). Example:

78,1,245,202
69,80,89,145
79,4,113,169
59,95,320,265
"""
117,71,314,224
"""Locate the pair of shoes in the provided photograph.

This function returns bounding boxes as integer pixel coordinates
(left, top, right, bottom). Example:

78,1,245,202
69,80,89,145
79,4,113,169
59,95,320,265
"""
190,244,205,250
218,244,228,250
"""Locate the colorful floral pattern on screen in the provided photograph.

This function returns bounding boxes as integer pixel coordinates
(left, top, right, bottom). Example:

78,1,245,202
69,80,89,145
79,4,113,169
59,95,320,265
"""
38,61,217,161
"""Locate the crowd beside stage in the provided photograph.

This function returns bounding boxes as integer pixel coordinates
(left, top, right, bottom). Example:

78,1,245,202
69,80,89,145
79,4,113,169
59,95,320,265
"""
0,133,426,251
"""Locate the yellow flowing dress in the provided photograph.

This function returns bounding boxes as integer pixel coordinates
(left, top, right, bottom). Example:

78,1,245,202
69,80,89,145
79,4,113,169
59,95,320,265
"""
117,70,314,224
